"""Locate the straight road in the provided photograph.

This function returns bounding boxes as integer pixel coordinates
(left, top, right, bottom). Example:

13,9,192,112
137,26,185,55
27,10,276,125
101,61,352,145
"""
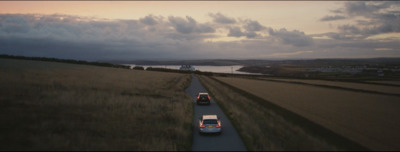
185,76,247,151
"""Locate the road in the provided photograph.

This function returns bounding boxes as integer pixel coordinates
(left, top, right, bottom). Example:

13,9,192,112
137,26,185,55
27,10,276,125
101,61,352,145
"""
185,76,247,151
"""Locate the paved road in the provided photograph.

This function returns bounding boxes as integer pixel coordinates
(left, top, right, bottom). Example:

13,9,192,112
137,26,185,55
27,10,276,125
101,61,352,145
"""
185,76,247,151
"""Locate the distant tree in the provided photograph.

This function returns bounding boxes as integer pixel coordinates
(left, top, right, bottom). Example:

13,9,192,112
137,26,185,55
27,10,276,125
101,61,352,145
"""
133,66,145,70
0,54,130,69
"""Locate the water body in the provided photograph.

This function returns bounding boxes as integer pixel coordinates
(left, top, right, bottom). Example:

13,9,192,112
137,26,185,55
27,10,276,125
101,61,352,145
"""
125,65,260,75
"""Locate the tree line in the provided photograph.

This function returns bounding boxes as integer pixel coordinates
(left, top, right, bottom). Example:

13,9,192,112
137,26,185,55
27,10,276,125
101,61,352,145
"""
0,54,130,69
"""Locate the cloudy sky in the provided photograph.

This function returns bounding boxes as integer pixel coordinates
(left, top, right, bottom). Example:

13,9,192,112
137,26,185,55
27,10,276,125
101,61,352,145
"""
0,1,399,61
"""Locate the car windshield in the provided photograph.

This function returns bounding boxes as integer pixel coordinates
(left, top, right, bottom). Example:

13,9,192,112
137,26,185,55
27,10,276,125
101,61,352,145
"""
203,119,218,124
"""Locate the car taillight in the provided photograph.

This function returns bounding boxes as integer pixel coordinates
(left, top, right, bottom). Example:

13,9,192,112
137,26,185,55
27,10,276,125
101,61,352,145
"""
200,121,205,128
208,96,210,101
197,95,200,100
216,120,221,128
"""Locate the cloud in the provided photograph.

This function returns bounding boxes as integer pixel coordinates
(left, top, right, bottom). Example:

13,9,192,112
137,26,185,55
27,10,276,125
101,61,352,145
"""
245,31,258,38
330,9,344,14
320,15,346,21
338,25,361,34
168,16,215,34
209,13,236,24
227,26,261,38
223,20,265,39
319,1,400,40
168,16,196,34
268,28,314,47
0,15,32,34
227,27,244,37
244,20,265,32
321,32,357,40
0,13,398,60
335,13,400,37
139,15,159,25
0,14,206,60
196,23,216,33
344,1,396,17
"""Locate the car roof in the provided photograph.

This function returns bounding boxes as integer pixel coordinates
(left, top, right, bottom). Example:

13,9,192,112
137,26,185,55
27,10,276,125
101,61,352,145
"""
198,93,209,95
202,115,218,120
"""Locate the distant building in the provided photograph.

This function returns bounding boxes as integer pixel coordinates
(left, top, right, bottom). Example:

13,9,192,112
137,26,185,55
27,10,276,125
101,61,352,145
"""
179,65,195,71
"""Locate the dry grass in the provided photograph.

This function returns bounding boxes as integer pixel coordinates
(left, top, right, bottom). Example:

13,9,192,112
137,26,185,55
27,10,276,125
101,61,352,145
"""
263,78,400,95
0,58,193,151
198,75,339,151
216,76,400,151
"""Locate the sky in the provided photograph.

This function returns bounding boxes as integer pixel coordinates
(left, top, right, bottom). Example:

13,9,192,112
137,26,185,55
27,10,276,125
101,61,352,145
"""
0,1,399,61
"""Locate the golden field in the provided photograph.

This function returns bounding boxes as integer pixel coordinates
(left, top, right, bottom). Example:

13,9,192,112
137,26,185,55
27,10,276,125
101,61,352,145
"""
215,76,400,151
198,76,339,151
262,78,400,95
0,58,193,150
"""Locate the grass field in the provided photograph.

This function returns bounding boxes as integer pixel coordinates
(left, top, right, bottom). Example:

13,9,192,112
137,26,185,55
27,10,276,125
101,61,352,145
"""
260,78,400,95
0,58,193,150
198,76,340,151
215,76,400,151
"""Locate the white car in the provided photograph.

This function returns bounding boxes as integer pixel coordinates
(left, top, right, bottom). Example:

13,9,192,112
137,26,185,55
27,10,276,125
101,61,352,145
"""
198,115,222,135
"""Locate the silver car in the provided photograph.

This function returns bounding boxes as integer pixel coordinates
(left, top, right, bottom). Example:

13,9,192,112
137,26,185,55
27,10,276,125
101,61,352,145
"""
198,115,222,135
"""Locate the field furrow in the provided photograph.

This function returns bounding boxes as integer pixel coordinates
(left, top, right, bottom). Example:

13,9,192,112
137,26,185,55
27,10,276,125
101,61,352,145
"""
216,76,400,151
261,78,400,95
